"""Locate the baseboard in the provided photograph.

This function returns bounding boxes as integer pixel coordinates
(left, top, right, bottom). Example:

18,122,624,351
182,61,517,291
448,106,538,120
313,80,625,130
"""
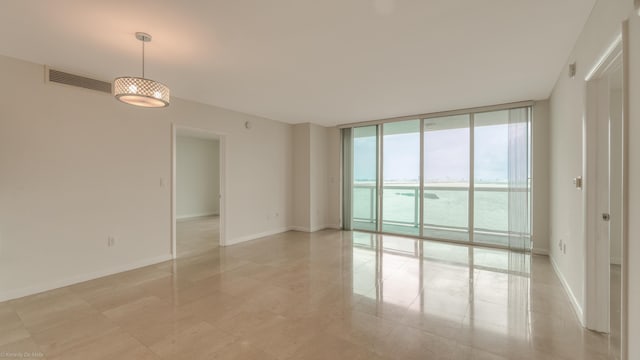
0,254,173,302
532,247,549,256
288,224,342,233
177,212,218,220
288,226,311,232
610,257,622,265
225,227,290,246
311,224,341,232
549,255,585,326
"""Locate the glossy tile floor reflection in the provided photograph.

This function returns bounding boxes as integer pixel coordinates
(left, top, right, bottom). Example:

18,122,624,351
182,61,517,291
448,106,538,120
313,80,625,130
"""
0,231,617,359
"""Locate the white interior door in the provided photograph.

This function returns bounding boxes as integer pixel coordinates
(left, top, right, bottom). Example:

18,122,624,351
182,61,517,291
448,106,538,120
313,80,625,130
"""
595,75,612,334
584,73,612,332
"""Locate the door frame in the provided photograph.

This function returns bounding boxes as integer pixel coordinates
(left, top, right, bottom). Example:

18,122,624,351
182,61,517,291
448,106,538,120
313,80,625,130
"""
171,124,227,258
582,24,628,357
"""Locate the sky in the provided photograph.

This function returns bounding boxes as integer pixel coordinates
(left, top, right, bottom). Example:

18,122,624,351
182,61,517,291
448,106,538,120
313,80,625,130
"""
353,124,513,184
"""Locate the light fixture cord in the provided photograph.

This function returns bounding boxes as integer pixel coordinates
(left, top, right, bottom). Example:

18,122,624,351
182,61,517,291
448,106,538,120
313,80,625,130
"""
141,39,145,78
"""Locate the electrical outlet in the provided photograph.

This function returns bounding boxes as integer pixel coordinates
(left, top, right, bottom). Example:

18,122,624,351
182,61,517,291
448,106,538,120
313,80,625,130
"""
107,236,116,247
568,62,577,78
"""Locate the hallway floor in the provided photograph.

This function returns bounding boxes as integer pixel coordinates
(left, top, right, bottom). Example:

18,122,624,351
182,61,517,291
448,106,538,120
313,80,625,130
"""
176,215,219,257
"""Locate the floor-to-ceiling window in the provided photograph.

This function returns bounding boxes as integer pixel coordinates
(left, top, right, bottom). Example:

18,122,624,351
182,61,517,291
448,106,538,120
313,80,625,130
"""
423,115,470,242
352,125,378,231
382,120,421,236
473,110,510,246
343,104,531,250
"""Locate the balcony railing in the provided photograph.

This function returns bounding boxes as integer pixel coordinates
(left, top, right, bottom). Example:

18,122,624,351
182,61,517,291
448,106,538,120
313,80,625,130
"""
352,182,530,246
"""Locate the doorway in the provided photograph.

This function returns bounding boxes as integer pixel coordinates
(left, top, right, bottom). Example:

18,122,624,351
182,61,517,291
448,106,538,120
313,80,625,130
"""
172,126,226,258
583,29,626,360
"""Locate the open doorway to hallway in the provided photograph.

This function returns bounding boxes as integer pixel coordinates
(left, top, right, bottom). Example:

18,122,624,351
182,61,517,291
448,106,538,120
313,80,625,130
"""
175,131,221,257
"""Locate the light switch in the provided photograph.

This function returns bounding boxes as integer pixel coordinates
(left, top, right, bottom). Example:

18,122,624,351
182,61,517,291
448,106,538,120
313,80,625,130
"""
573,176,582,189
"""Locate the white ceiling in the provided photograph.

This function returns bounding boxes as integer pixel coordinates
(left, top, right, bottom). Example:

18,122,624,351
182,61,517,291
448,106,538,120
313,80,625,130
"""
0,0,595,126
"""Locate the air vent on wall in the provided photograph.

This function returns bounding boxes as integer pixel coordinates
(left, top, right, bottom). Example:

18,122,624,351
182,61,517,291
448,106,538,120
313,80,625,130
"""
45,67,112,94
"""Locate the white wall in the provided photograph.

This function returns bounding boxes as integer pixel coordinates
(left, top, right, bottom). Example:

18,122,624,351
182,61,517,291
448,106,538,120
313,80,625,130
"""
548,0,628,321
547,1,640,357
327,127,342,228
292,123,311,230
309,124,329,231
310,124,342,231
532,100,551,255
176,136,219,219
626,6,640,358
292,123,338,232
0,54,293,301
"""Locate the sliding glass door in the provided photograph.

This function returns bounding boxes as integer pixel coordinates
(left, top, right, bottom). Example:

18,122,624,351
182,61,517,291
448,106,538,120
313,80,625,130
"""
474,109,530,248
423,115,470,241
344,105,531,250
352,126,378,231
382,120,421,236
474,110,510,246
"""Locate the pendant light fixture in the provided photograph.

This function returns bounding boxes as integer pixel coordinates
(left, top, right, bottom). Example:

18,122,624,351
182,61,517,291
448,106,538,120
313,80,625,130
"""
113,32,170,108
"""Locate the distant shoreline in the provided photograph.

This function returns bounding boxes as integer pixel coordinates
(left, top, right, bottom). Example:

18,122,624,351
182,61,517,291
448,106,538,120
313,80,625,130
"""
353,182,511,188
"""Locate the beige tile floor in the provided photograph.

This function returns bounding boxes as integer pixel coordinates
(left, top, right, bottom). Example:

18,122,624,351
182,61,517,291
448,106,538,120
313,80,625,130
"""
176,215,219,257
0,229,619,360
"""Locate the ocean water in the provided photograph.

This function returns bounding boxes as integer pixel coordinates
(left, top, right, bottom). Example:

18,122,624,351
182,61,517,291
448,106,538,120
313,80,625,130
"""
353,185,514,235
